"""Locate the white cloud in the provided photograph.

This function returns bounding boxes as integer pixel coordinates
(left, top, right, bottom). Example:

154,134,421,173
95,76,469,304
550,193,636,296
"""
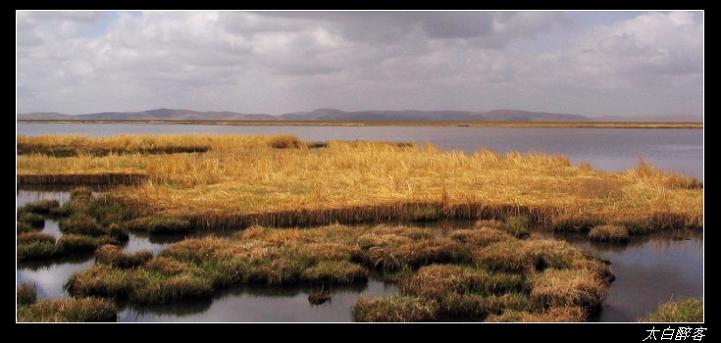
16,11,703,118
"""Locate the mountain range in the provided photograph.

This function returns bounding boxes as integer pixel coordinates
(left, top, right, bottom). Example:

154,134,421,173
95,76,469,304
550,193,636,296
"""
17,108,701,122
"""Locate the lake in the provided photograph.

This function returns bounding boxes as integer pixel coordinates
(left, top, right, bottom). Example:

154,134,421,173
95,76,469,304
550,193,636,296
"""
17,123,703,180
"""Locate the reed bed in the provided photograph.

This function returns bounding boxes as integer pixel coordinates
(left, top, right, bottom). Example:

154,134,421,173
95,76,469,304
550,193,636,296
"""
17,134,702,234
18,134,211,156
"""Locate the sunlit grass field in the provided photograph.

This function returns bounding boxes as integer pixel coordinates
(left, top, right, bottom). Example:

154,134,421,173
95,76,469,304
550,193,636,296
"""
17,134,702,232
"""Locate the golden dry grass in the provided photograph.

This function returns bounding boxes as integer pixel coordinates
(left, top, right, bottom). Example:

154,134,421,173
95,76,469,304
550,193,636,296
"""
17,134,702,231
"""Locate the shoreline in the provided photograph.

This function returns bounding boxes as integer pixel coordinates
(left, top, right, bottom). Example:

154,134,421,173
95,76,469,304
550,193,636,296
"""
17,119,703,129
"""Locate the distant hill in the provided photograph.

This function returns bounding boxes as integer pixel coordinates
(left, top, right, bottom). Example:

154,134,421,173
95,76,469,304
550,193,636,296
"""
592,113,702,122
18,108,594,122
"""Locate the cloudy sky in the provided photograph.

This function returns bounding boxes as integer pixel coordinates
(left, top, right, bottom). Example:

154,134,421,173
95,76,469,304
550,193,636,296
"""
17,11,703,118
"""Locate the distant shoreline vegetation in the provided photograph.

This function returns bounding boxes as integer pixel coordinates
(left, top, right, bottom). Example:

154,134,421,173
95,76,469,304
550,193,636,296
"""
16,119,703,129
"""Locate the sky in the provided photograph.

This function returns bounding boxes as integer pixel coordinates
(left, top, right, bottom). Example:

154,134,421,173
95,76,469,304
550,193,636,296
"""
16,11,703,118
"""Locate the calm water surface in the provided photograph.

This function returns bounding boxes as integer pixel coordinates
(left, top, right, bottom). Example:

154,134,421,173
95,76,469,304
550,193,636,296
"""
17,123,703,179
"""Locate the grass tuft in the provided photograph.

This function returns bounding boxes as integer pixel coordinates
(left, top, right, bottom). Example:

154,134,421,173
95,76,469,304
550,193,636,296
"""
17,297,116,322
126,216,192,234
95,244,152,268
17,282,37,305
588,225,629,243
642,298,703,322
353,296,439,322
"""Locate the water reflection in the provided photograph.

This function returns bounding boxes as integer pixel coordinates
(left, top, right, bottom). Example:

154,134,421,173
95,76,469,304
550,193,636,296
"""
117,278,399,322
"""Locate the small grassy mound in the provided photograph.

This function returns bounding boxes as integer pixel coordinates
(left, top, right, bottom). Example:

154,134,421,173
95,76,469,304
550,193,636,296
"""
17,240,58,261
126,216,192,234
642,298,703,322
352,226,472,271
17,297,117,322
500,215,530,238
589,225,629,243
57,234,115,253
20,199,61,215
353,296,439,322
65,264,213,305
486,306,587,322
18,212,44,228
18,231,55,244
529,268,607,310
308,288,331,305
300,260,368,285
95,244,152,268
17,282,37,305
59,215,106,236
17,220,38,233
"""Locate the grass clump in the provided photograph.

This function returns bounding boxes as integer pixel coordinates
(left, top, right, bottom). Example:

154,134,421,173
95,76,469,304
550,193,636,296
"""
642,298,703,322
66,264,213,305
59,215,106,236
126,216,192,234
95,244,152,268
308,288,331,305
353,296,439,322
589,225,629,243
397,264,531,319
17,282,37,305
448,227,513,247
17,297,116,322
18,212,44,228
352,226,472,271
18,231,55,244
486,306,587,322
20,199,61,215
17,240,58,261
500,215,530,238
17,220,38,233
529,268,607,310
57,234,113,254
300,260,368,285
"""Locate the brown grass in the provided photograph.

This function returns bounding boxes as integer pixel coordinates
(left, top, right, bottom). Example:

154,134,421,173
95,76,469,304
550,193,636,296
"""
17,297,117,322
16,135,701,234
588,225,630,242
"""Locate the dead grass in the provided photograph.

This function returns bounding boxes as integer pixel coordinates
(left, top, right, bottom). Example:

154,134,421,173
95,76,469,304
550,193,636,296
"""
588,225,629,243
95,244,152,268
17,282,37,305
17,297,117,322
16,135,701,235
353,296,439,322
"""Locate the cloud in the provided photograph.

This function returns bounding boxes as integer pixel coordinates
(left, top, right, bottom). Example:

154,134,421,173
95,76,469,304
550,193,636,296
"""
16,11,703,118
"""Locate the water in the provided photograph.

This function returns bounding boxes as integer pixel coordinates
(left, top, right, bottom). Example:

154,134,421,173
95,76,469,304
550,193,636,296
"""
118,278,399,322
536,231,704,322
17,123,703,179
